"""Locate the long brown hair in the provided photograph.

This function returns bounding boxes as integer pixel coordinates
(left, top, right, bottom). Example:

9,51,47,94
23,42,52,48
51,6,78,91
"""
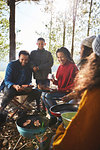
56,47,75,64
73,53,100,97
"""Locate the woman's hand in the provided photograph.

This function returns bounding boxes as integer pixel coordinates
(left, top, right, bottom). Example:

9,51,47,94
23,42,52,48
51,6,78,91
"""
62,92,73,102
62,92,79,103
62,95,70,102
49,74,55,83
50,88,58,93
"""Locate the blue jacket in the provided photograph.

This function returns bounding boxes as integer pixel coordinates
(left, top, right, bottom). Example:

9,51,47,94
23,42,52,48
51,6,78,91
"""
0,60,32,91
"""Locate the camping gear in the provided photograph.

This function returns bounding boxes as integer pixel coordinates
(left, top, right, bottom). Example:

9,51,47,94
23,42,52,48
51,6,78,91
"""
50,103,78,117
16,114,49,139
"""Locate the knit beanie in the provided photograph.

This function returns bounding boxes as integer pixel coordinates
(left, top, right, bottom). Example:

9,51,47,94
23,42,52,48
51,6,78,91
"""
92,34,100,57
81,35,96,48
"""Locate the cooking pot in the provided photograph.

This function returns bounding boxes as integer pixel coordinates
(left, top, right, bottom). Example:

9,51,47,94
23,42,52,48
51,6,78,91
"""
16,114,49,139
50,103,79,117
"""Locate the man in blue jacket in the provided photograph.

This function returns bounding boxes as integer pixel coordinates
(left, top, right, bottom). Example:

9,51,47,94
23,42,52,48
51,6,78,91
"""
0,50,41,111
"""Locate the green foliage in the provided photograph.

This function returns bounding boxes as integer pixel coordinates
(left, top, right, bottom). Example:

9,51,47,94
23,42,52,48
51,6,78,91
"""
37,0,65,62
73,0,100,62
36,0,100,64
0,0,9,61
0,1,22,61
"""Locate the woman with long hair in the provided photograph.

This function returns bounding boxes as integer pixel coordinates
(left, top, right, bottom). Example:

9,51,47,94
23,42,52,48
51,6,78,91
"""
42,47,78,127
53,35,100,150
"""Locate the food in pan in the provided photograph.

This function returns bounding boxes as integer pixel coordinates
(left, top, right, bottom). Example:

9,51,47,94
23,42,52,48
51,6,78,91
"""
34,120,41,127
23,119,31,126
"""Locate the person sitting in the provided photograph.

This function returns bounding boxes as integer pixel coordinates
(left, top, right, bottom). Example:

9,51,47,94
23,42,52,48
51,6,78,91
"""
78,35,96,69
0,50,41,111
62,35,96,103
52,35,100,150
41,47,78,127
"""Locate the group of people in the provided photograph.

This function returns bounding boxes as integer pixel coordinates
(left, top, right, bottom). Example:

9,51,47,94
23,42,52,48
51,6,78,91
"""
0,38,53,112
0,37,79,126
0,34,100,149
52,35,100,150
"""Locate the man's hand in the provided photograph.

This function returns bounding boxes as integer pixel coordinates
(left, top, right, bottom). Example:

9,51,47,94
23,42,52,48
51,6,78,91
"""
12,85,23,91
33,66,39,72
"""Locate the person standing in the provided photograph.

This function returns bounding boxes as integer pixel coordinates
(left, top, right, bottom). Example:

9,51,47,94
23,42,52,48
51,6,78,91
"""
30,38,54,87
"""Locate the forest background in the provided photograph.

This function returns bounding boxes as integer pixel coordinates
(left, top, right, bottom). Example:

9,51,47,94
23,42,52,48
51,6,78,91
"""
0,0,100,74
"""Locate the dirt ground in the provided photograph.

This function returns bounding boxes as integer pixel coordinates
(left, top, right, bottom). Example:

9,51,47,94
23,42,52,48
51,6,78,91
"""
0,101,56,150
0,112,56,150
0,83,56,150
0,75,58,150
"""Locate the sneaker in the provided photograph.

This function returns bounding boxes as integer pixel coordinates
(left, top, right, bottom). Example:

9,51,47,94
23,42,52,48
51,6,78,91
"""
49,117,57,127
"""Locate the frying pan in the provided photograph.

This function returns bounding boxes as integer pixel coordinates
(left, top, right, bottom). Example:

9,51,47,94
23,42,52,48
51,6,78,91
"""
16,114,49,139
50,103,79,117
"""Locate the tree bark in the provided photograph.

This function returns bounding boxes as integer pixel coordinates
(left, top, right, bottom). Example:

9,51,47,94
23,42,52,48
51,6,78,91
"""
63,19,66,47
87,0,93,36
9,0,16,61
49,11,52,51
62,10,66,47
71,0,78,58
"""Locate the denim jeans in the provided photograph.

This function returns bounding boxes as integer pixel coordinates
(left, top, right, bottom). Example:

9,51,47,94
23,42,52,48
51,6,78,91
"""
36,79,50,87
1,86,41,109
42,91,67,118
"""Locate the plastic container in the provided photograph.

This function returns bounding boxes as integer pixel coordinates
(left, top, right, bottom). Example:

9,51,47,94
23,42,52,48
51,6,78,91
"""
61,112,77,127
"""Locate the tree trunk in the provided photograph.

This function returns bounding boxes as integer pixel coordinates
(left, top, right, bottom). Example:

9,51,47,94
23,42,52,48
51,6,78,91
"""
63,20,66,47
87,0,93,36
9,0,16,61
49,10,53,51
71,0,78,58
71,18,75,58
